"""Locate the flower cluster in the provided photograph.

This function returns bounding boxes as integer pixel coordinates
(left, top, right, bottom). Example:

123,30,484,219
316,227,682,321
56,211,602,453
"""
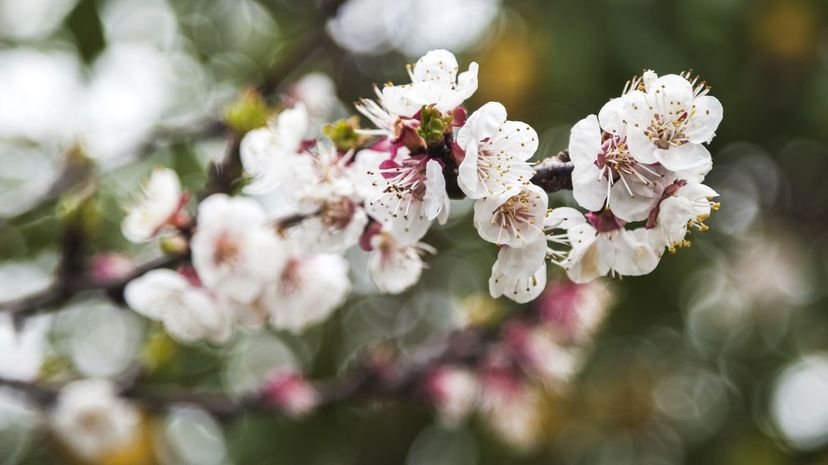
120,51,723,346
547,71,722,283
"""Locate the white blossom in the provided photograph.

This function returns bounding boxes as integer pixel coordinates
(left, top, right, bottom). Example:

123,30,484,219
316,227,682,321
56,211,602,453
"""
265,253,350,333
50,379,140,462
647,181,719,254
379,49,478,117
121,166,184,243
623,73,723,171
456,102,538,199
368,231,436,294
276,142,370,253
124,269,233,344
488,237,548,303
545,207,660,283
364,148,449,244
568,99,672,222
473,184,548,248
240,104,309,195
0,313,50,381
191,194,286,304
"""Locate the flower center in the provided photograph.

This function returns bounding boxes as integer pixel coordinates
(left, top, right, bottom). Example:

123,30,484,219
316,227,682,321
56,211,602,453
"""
213,232,240,266
368,155,431,220
596,133,661,197
279,259,303,295
320,197,357,231
491,191,539,243
645,111,690,149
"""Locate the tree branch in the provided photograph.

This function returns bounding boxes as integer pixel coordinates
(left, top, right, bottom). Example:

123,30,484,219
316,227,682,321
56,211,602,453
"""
531,151,574,193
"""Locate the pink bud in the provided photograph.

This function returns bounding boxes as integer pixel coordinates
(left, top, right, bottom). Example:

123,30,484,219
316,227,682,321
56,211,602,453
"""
89,253,132,283
262,370,319,417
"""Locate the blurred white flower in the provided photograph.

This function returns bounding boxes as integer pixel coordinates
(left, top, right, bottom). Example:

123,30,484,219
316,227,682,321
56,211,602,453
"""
51,379,140,462
80,43,176,162
159,406,227,465
423,366,479,426
537,280,613,344
488,237,547,303
0,387,43,465
368,231,435,294
287,72,344,129
365,149,449,244
240,104,309,195
473,184,548,248
191,194,286,305
0,49,82,142
52,301,144,378
125,269,233,344
265,253,350,333
327,0,500,57
0,0,78,40
479,372,544,451
623,73,723,172
545,207,660,283
772,354,828,450
0,314,51,382
456,101,538,199
121,166,186,244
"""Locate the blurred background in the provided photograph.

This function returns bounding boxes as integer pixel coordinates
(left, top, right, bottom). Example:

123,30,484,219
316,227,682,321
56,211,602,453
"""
2,0,828,464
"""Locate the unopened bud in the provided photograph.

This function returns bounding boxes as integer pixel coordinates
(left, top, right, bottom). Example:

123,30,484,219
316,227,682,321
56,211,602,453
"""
416,105,453,145
323,116,368,151
224,88,272,134
159,234,189,256
261,370,319,417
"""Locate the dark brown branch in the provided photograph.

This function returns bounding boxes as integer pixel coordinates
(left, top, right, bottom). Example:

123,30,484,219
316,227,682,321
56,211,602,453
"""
531,151,574,193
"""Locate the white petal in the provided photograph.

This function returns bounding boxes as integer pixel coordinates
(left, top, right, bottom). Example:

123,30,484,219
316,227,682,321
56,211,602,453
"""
653,143,712,172
544,207,586,230
571,164,608,212
423,159,448,220
489,263,547,304
274,103,309,151
489,120,539,161
612,229,660,277
607,176,661,222
493,236,548,278
564,225,609,283
457,143,483,198
124,269,187,321
685,96,723,144
597,97,626,136
269,254,350,332
568,115,602,167
456,101,507,149
412,49,459,87
625,126,659,164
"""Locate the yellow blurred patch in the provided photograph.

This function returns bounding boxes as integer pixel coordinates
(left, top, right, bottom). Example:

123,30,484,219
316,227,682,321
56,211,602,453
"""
753,0,818,62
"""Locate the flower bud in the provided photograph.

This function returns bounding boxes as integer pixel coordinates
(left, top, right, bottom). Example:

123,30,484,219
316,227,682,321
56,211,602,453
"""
224,88,272,134
261,370,319,417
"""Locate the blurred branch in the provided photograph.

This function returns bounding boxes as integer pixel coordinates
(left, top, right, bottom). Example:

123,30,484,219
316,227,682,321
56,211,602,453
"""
0,254,185,319
0,322,496,419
